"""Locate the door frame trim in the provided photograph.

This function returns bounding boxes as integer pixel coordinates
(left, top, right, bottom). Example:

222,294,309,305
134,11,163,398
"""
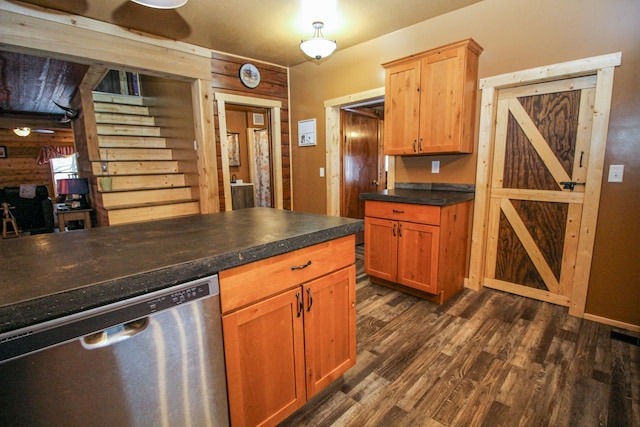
214,93,283,210
324,87,386,216
468,53,621,317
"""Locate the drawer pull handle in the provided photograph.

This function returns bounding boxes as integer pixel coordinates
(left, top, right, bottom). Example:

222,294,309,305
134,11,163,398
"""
291,260,312,270
392,223,396,237
392,209,405,214
295,292,303,317
398,223,403,237
306,287,313,312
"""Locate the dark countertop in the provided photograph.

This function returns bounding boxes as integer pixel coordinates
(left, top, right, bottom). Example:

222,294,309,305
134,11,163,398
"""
0,208,363,335
359,183,475,206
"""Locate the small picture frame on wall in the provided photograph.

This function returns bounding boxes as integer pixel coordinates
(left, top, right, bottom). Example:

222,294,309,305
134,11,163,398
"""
227,133,240,166
0,146,6,158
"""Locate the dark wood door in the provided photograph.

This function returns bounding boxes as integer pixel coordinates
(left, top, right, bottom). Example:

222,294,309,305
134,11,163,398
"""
341,108,384,219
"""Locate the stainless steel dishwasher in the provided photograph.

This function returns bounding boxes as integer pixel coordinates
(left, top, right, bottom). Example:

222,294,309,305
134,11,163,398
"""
0,274,230,427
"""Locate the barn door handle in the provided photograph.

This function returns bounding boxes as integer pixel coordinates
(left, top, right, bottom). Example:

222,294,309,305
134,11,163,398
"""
560,181,585,191
579,151,584,168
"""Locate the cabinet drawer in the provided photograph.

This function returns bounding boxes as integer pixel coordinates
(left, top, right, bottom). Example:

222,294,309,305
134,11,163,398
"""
220,235,355,313
365,201,441,225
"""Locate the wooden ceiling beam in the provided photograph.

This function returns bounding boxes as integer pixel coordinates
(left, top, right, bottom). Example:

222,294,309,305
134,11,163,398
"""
0,112,72,130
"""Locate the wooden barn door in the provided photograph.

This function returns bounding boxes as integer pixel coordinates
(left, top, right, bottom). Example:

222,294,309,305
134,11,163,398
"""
469,54,620,316
483,76,598,306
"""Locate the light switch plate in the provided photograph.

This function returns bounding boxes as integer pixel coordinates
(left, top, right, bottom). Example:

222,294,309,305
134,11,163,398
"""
320,167,325,177
608,165,624,182
431,160,440,174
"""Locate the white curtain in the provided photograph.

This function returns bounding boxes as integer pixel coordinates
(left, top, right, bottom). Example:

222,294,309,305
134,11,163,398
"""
253,129,272,207
36,145,75,165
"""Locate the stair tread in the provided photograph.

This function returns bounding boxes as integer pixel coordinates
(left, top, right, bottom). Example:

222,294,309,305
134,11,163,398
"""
98,136,168,148
101,185,191,193
104,199,198,211
97,124,159,128
93,92,146,106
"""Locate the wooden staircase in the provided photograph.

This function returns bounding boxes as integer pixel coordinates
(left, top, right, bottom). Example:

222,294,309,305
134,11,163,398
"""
92,92,200,226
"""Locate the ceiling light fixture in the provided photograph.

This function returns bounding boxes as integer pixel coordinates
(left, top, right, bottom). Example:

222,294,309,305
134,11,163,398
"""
130,0,188,9
13,127,31,137
300,21,337,60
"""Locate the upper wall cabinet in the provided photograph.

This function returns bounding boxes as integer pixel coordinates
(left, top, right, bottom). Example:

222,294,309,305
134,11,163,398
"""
383,39,483,155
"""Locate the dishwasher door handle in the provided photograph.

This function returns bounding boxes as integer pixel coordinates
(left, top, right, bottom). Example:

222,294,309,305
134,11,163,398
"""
81,318,149,350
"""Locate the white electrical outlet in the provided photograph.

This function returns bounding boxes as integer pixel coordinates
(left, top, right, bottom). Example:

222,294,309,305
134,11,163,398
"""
320,167,325,177
431,160,440,174
608,165,624,182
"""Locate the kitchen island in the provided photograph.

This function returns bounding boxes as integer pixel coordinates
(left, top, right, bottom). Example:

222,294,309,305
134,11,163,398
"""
0,208,362,334
0,208,362,426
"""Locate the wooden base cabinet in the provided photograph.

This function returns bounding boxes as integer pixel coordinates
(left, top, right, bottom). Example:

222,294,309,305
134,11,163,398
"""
220,236,357,427
383,39,483,155
364,200,470,303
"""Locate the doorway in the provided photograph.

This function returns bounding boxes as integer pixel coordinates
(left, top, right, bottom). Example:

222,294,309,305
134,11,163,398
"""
214,92,284,211
340,105,385,220
226,105,273,208
324,87,387,217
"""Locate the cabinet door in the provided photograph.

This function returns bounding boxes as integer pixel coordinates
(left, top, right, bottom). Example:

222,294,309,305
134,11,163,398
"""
419,47,465,153
304,266,356,398
397,221,440,294
364,216,398,281
222,288,306,427
383,60,421,155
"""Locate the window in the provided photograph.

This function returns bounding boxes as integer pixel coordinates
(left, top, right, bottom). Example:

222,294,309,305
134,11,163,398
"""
51,154,78,197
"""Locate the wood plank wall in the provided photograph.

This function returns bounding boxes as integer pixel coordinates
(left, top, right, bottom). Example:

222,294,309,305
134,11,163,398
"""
0,128,74,198
210,52,291,210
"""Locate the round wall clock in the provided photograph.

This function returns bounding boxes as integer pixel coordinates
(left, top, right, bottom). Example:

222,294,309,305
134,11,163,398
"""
239,63,261,88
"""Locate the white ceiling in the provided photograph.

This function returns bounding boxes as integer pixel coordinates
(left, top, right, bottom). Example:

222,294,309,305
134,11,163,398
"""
17,0,483,67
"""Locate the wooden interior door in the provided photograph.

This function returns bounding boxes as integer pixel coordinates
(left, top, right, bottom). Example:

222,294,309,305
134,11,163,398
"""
341,108,384,219
484,76,598,306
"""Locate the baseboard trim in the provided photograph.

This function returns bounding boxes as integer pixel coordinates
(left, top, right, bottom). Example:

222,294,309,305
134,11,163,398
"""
583,313,640,333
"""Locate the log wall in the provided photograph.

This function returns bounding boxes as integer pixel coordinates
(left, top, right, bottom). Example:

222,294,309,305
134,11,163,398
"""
210,53,290,211
0,129,74,198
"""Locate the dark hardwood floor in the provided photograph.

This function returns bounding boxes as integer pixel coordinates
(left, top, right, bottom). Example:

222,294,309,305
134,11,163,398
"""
280,246,639,427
